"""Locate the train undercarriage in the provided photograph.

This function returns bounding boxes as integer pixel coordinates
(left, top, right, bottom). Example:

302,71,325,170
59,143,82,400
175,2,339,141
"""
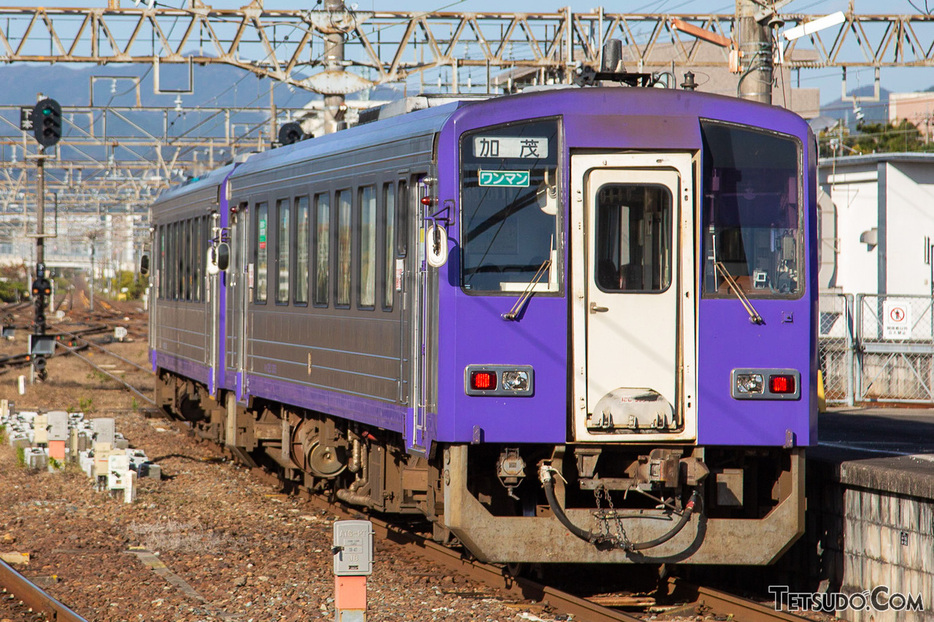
156,370,805,565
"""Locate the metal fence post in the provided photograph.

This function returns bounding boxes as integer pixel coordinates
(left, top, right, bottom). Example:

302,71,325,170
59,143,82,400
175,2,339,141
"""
847,294,858,405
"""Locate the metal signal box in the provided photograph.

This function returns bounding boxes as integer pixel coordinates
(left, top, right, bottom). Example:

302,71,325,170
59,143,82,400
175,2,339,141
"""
332,520,373,576
92,418,115,445
47,411,68,442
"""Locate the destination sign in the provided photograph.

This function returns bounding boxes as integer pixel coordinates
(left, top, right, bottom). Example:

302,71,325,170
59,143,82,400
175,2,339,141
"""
479,170,530,187
473,136,547,159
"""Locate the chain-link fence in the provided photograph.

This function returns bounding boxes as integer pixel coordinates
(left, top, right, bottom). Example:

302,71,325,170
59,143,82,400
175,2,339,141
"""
818,293,854,404
855,294,934,403
819,293,934,404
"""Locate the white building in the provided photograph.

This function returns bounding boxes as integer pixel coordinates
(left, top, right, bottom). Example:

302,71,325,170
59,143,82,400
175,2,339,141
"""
818,153,934,297
0,212,144,276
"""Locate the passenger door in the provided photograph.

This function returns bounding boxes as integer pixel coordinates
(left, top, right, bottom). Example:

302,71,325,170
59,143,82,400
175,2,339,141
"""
406,173,432,455
571,153,696,442
226,205,250,401
207,214,221,396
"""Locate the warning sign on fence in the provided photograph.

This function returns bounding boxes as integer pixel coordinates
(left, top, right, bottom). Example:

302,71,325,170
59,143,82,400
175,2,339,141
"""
883,299,911,340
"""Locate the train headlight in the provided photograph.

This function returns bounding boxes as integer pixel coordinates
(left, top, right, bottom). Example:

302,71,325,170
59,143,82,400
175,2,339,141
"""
502,370,530,391
735,373,764,394
465,365,534,397
731,368,800,400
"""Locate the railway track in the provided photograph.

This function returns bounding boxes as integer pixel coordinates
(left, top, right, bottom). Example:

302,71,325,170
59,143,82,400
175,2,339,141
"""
5,332,811,622
0,558,89,622
0,326,112,375
245,463,812,622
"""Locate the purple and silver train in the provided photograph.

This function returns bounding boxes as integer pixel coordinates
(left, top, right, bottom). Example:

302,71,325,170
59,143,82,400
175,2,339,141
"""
148,84,817,565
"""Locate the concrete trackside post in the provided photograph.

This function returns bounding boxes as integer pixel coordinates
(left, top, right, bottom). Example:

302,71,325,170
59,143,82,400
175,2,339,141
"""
332,520,373,622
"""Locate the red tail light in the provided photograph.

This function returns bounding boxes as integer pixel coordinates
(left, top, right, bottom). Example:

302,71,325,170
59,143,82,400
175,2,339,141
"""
470,371,496,390
769,374,796,394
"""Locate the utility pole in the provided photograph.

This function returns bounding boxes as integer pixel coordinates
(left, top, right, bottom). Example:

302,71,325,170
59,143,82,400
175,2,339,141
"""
735,0,773,104
323,0,347,134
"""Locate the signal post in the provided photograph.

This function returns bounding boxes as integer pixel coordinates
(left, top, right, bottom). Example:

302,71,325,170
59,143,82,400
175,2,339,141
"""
25,96,62,381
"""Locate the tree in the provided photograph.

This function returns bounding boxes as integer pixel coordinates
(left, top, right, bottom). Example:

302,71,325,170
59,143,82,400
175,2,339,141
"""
819,119,934,157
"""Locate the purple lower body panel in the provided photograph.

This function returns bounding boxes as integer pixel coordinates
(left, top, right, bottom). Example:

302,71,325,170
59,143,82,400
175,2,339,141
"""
154,351,211,388
696,299,815,447
246,373,407,434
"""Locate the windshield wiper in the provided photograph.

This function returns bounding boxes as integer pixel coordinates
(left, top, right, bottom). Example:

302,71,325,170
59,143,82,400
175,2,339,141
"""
715,262,764,325
502,259,552,321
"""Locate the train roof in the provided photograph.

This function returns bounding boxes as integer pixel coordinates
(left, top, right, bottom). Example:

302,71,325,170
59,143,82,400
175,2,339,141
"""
230,99,468,181
156,86,812,204
152,162,236,207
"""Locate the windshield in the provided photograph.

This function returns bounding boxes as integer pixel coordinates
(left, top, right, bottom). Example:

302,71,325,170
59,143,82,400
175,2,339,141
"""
460,119,560,293
701,121,803,299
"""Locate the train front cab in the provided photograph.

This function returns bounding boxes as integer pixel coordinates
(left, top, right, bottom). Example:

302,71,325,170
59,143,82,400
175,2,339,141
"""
435,90,815,565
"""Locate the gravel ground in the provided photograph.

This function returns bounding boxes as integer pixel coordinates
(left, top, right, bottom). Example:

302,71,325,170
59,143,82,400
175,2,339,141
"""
0,326,567,622
0,306,841,622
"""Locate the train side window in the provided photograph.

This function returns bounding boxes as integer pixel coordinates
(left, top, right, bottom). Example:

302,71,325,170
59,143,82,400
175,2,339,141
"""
192,217,201,303
175,222,181,300
158,225,166,299
167,223,175,300
186,219,194,301
192,217,199,301
199,215,207,301
337,189,352,307
295,196,309,305
383,183,395,310
201,215,208,300
177,221,182,300
175,221,182,300
277,198,290,304
314,193,330,306
179,221,184,300
168,224,173,300
255,202,268,303
396,180,408,257
359,185,376,309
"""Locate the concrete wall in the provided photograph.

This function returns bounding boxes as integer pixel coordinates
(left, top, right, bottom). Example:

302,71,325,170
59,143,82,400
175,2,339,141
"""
815,458,934,622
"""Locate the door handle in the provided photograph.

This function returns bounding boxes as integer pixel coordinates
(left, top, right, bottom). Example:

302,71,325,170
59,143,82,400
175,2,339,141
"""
589,302,609,313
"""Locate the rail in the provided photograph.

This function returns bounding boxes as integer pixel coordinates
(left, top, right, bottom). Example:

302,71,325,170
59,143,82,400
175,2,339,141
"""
660,578,810,621
0,557,89,622
54,340,155,406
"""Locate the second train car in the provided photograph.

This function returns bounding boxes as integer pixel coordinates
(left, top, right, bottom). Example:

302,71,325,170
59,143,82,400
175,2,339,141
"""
149,83,817,565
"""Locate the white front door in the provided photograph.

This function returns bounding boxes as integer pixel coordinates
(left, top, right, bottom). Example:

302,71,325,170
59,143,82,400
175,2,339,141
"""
571,153,696,442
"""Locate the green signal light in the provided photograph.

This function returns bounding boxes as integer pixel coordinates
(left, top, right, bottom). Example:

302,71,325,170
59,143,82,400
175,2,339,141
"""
42,108,52,115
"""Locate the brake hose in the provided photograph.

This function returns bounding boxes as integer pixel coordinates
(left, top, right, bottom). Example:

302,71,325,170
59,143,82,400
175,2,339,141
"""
539,464,701,552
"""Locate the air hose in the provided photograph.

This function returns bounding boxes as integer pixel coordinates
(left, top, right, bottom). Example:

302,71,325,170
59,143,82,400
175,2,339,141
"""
539,464,701,552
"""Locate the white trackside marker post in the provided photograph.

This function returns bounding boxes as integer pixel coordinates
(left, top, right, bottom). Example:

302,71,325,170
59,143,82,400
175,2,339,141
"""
332,520,374,622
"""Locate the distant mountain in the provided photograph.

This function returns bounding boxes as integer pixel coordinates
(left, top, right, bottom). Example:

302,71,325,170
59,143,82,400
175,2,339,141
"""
0,61,323,111
0,61,343,169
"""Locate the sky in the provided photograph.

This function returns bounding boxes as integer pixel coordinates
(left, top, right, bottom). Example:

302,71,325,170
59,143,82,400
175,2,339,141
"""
20,0,934,105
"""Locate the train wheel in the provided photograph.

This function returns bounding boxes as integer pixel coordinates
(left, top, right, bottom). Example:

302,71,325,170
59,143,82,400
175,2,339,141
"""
307,441,346,479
